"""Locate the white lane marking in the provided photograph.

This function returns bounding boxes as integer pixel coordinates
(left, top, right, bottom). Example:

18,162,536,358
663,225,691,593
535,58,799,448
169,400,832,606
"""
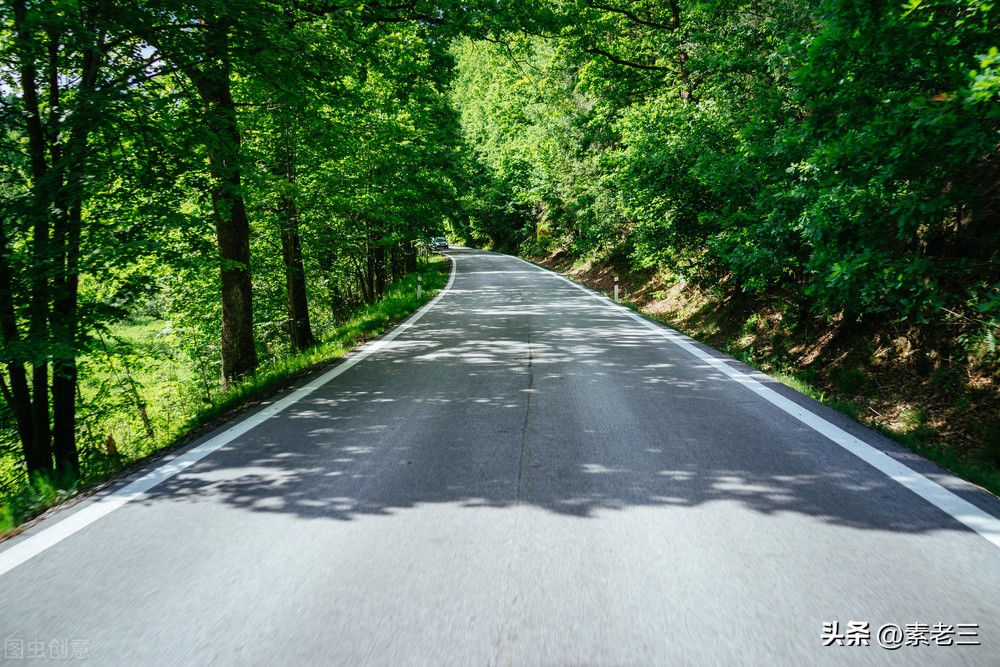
509,253,1000,549
0,258,459,578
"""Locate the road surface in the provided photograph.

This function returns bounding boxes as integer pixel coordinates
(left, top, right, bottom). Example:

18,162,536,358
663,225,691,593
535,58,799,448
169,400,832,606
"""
2,248,1000,666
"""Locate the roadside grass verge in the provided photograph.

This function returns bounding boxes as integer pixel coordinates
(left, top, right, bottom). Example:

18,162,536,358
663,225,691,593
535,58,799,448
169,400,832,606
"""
0,256,450,536
190,259,448,430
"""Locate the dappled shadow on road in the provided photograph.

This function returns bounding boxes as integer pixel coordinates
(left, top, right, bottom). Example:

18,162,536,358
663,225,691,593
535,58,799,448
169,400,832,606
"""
140,250,982,537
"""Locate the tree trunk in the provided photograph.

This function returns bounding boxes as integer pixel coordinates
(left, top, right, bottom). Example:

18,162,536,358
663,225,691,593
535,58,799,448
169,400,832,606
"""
276,123,316,352
281,207,316,351
373,244,386,299
51,185,84,477
14,0,53,475
49,31,99,477
362,229,376,304
192,19,258,388
390,243,404,283
404,243,417,273
0,226,35,470
317,236,345,319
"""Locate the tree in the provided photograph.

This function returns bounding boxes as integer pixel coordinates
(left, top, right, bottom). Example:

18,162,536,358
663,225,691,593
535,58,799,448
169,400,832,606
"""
0,0,174,475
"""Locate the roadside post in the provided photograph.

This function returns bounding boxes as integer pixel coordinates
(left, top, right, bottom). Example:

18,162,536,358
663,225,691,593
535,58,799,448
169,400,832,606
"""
614,276,619,302
417,275,423,299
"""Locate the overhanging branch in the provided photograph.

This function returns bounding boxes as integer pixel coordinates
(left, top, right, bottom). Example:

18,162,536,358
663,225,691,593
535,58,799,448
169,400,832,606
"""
585,2,679,30
582,46,670,72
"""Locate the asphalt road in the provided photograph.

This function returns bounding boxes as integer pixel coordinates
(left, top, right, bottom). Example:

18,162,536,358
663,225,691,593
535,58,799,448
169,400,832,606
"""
2,248,1000,666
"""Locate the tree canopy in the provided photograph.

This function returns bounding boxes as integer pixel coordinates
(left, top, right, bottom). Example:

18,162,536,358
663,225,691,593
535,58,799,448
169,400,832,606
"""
0,0,996,486
450,0,998,325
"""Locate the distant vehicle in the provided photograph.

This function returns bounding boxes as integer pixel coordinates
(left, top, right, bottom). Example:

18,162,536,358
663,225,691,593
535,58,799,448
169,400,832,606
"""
431,237,449,250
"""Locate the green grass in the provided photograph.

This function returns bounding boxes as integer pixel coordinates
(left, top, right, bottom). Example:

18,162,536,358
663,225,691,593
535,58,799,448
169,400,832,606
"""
0,256,450,536
190,263,448,428
773,372,826,402
0,469,80,534
874,424,1000,497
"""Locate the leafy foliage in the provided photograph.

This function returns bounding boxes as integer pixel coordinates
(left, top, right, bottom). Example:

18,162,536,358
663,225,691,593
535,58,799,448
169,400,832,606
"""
0,2,465,508
450,0,1000,335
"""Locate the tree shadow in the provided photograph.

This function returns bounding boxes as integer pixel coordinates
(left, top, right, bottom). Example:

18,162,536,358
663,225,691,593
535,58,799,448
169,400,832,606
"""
140,253,992,537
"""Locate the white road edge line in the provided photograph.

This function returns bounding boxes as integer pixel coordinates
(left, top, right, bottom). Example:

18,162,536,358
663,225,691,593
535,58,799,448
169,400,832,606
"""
0,256,459,578
512,254,1000,550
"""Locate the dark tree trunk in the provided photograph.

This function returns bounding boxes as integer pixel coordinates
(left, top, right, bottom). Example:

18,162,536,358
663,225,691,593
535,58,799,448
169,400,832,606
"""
390,243,404,283
192,18,258,388
50,360,77,475
373,244,386,298
49,29,99,477
276,124,316,352
404,243,417,273
281,207,317,351
51,176,85,476
213,148,257,387
362,229,376,304
317,236,345,319
14,0,53,475
0,226,35,469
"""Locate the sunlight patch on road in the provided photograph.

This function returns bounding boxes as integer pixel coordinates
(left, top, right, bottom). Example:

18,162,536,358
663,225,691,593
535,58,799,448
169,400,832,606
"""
580,463,628,475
